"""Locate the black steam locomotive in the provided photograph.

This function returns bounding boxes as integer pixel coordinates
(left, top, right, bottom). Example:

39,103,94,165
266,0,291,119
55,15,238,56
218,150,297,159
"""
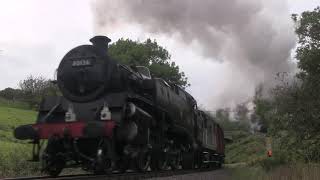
14,36,225,176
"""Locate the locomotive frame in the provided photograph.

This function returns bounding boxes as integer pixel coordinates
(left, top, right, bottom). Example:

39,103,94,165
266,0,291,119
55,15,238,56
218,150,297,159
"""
14,36,225,176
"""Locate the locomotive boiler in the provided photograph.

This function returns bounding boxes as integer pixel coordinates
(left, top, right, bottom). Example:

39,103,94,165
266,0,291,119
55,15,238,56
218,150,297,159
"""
14,36,225,176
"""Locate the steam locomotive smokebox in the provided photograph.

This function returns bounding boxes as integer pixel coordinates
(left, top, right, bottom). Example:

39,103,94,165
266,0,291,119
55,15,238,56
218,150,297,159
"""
57,36,116,102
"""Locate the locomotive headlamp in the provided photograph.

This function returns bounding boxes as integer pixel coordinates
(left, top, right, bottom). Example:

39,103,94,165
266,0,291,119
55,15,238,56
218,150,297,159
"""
65,104,76,122
100,103,111,121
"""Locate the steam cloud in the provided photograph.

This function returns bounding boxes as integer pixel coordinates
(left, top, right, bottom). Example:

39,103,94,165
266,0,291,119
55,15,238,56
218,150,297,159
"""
92,0,296,108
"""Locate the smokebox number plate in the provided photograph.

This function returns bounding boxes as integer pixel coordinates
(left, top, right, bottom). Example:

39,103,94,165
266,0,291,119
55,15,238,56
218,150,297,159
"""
72,59,92,67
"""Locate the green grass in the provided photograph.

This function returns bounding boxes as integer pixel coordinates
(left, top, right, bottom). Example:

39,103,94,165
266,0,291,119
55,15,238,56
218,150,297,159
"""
225,131,266,164
0,101,39,178
0,106,37,142
0,99,87,178
230,166,267,180
0,97,30,110
230,164,320,180
0,141,40,178
0,106,37,126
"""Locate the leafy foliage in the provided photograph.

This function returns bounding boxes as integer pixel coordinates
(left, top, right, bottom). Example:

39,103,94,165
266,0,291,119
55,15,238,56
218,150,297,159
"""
18,75,59,108
214,107,251,132
0,75,59,109
260,7,320,163
251,85,274,133
0,88,23,101
225,132,265,164
108,38,189,88
294,7,320,79
232,7,320,163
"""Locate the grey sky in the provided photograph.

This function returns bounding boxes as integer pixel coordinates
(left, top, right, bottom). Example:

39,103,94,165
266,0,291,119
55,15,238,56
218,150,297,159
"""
0,0,319,109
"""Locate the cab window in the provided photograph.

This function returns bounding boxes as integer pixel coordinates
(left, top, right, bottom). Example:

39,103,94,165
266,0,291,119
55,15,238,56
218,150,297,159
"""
136,66,152,79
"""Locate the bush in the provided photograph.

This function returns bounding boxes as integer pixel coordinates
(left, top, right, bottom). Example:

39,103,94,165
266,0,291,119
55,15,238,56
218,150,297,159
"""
225,132,266,164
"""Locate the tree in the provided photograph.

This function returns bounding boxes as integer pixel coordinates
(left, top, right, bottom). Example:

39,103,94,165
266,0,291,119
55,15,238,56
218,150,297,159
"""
234,103,249,122
267,7,320,162
19,75,59,108
215,107,250,132
215,108,234,131
0,88,23,100
108,38,189,88
293,7,320,79
234,104,251,132
19,75,48,95
292,7,320,162
251,84,273,133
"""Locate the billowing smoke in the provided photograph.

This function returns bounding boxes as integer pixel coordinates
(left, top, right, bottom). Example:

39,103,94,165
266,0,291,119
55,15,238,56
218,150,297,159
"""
91,0,296,108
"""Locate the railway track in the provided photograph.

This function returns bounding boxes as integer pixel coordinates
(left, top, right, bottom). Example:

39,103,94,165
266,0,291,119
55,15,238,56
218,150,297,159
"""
4,167,221,180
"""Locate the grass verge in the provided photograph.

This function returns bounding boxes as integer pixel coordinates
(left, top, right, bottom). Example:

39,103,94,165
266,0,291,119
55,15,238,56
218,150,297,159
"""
230,163,320,180
0,103,39,178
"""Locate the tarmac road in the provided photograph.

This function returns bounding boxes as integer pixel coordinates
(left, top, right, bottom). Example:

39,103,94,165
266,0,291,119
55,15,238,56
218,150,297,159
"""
4,169,232,180
148,169,232,180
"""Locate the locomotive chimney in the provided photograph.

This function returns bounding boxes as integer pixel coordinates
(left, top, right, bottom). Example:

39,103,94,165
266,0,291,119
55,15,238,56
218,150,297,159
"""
90,36,111,53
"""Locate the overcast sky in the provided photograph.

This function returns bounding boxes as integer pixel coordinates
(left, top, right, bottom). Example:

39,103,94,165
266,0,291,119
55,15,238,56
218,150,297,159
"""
0,0,319,109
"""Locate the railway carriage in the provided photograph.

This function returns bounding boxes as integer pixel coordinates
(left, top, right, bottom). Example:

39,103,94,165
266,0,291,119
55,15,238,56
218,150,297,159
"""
14,36,225,176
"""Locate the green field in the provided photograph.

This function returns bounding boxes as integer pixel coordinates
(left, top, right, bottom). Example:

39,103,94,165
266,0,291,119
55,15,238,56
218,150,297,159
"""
0,100,40,178
225,131,266,164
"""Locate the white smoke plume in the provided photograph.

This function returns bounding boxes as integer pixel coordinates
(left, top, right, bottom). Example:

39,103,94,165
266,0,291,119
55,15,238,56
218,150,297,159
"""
91,0,296,108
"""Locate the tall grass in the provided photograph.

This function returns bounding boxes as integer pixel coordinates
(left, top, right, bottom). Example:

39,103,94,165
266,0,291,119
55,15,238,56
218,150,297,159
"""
0,141,40,178
231,164,320,180
225,131,266,164
265,164,320,180
0,104,38,178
